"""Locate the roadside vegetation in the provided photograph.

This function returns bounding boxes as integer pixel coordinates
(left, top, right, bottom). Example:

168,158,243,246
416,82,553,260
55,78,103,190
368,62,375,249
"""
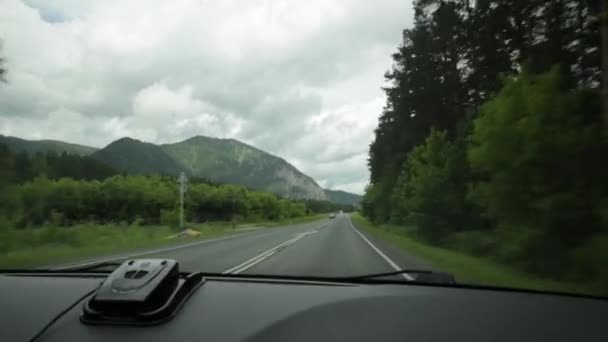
0,146,349,268
352,213,599,296
363,0,608,295
0,223,178,269
0,210,329,269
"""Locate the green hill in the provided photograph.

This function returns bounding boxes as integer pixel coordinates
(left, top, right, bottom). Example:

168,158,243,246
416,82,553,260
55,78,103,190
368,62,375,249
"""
2,134,332,201
324,189,362,206
0,134,97,156
161,136,327,200
91,137,184,176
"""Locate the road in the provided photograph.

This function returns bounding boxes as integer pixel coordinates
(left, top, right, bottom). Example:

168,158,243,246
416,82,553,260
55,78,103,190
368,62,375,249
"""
61,214,432,277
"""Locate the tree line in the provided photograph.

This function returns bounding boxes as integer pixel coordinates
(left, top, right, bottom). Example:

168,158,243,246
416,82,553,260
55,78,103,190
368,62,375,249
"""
0,145,117,185
364,0,607,287
0,145,352,229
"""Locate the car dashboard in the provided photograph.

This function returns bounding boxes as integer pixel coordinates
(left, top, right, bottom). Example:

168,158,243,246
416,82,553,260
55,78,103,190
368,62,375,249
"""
0,270,606,342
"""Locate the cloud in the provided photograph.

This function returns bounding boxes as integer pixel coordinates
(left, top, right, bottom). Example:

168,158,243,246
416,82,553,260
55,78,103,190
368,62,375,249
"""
0,0,413,193
128,81,243,143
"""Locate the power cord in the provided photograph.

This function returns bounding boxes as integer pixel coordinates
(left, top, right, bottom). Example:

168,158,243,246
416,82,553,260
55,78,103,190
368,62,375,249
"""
29,284,100,342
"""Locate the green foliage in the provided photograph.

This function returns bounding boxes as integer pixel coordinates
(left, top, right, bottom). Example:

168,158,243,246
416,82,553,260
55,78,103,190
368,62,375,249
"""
323,189,361,206
442,230,497,257
570,235,608,290
301,199,355,215
0,144,117,184
2,134,340,204
468,69,606,276
362,179,398,223
0,144,15,189
0,224,176,268
0,166,327,269
161,136,327,200
352,213,597,296
160,209,180,229
0,145,322,230
364,68,606,290
0,134,97,156
391,129,469,242
361,183,382,222
92,137,184,176
49,210,65,226
363,0,603,294
366,0,601,223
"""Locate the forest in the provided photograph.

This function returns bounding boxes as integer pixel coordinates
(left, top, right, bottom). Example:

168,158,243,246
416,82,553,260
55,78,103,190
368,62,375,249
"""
363,0,608,288
0,145,352,231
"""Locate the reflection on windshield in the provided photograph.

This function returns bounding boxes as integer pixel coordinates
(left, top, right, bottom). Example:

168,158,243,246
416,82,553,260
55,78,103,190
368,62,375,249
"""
0,0,607,297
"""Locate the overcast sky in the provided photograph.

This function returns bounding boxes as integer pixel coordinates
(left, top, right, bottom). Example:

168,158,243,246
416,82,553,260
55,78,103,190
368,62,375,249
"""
0,0,413,194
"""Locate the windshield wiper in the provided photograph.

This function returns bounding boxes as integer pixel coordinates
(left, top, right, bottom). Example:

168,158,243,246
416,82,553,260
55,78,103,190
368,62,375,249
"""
192,269,456,285
0,263,455,285
341,269,456,284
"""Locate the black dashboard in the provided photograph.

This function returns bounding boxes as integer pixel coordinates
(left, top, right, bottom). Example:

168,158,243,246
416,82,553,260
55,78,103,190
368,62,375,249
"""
0,271,606,342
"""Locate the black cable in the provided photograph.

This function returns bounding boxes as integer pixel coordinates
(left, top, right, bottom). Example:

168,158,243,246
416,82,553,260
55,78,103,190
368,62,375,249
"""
29,284,100,342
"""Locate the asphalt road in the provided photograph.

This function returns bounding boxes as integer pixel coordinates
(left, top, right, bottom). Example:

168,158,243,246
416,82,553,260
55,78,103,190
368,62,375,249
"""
129,214,431,277
59,214,432,277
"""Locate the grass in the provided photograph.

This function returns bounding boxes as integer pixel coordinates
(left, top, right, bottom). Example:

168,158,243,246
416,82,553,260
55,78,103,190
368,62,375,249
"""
351,213,598,296
0,214,327,269
0,224,174,269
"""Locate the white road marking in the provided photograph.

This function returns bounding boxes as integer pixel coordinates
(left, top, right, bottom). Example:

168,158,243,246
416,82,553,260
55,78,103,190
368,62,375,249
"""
224,249,279,274
53,222,326,270
223,230,318,274
346,216,414,281
52,233,254,270
222,237,299,274
312,224,328,230
295,230,318,237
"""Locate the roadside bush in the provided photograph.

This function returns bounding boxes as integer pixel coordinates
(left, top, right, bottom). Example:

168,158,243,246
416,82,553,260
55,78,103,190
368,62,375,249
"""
133,216,145,226
468,69,605,278
49,210,65,226
391,129,469,243
569,235,608,290
0,216,16,253
3,173,319,228
160,209,180,229
443,230,496,256
38,225,80,247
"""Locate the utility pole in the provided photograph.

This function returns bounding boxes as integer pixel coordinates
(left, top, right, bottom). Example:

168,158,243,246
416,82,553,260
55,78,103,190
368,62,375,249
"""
179,172,187,231
231,195,236,230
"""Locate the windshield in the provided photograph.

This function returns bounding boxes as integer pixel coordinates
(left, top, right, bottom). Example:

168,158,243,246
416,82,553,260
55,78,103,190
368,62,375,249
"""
0,0,607,297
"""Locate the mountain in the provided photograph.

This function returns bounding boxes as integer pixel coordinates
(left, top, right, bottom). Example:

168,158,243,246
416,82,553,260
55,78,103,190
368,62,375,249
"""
0,134,97,156
161,136,327,200
91,137,184,176
2,134,331,201
324,189,362,206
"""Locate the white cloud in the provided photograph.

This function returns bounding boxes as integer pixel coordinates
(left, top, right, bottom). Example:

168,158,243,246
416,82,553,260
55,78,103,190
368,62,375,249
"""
0,0,413,194
0,107,114,145
132,82,202,117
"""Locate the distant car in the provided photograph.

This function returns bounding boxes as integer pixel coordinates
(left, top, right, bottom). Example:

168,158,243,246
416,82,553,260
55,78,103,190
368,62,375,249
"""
329,213,336,219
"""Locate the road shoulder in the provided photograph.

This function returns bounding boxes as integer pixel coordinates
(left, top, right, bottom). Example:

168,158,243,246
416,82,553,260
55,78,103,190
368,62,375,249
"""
347,215,436,271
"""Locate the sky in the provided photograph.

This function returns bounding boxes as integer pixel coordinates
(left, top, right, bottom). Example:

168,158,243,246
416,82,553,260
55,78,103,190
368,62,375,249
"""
0,0,413,194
